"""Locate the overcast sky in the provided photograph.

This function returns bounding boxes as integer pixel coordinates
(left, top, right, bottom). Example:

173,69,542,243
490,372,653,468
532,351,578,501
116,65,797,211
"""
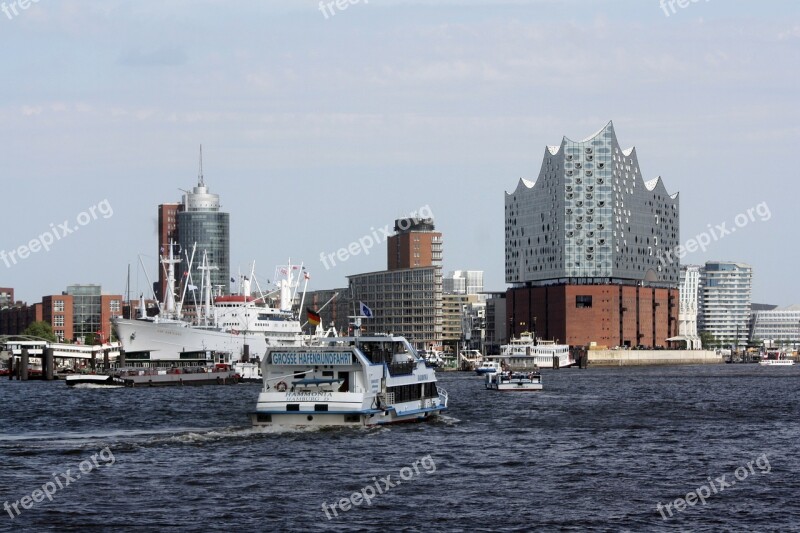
1,0,798,305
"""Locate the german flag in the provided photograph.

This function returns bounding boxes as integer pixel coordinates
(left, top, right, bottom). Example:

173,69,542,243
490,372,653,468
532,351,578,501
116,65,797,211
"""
307,308,321,326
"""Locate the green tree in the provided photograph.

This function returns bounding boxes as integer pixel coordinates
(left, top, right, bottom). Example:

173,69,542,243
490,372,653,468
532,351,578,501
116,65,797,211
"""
21,321,57,343
699,331,716,349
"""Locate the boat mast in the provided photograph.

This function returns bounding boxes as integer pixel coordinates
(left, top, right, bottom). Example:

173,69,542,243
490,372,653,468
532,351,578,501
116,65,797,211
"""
161,240,182,319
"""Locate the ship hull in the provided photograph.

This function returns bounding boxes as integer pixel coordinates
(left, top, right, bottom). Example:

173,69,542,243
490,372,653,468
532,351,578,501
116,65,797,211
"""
114,318,287,362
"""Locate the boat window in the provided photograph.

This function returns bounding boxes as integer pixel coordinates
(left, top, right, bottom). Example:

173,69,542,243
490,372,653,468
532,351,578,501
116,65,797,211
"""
339,371,350,392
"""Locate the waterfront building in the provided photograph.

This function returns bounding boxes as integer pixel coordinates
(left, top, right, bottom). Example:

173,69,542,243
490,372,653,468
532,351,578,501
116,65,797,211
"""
505,121,680,347
348,217,442,349
0,302,41,336
484,292,507,354
676,265,702,349
698,261,753,348
749,304,800,349
65,285,123,344
0,286,121,343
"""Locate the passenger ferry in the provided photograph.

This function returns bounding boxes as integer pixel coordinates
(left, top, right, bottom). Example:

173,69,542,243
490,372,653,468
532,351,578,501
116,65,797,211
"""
485,370,543,392
250,334,448,427
498,332,574,369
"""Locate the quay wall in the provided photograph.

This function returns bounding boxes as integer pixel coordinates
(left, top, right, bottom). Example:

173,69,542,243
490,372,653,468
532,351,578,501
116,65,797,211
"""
587,349,722,367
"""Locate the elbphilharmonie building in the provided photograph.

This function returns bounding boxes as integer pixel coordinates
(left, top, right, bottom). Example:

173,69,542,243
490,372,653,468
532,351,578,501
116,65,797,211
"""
505,122,680,348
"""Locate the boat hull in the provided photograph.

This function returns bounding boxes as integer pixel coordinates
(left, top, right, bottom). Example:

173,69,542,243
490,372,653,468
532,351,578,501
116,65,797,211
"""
250,404,447,427
119,370,240,387
65,375,126,387
114,318,285,362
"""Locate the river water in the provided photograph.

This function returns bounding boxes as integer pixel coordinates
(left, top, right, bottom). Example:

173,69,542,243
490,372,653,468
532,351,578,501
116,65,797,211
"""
1,364,799,532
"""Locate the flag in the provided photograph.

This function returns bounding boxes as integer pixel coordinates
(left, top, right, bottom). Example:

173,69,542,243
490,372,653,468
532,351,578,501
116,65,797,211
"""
188,284,198,291
304,271,310,281
359,301,373,318
231,277,236,282
307,308,321,326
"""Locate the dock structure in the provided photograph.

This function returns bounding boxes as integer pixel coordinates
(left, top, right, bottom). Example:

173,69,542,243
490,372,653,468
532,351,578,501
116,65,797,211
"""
0,336,122,380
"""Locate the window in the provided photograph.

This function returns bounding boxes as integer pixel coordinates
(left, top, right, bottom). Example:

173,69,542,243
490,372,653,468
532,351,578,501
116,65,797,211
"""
54,316,65,327
54,300,64,312
576,295,593,308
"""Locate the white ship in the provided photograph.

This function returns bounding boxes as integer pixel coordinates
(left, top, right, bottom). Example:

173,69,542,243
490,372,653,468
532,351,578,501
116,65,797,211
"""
114,245,309,366
250,332,448,427
485,370,543,392
497,332,575,369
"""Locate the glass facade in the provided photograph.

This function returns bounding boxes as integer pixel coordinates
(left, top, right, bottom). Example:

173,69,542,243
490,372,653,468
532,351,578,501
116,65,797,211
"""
66,284,102,343
505,122,679,288
177,211,230,295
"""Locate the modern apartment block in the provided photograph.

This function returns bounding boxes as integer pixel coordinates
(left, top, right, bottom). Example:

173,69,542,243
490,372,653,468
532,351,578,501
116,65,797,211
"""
750,305,800,348
698,261,753,348
505,122,680,347
349,217,443,349
443,270,484,295
677,265,702,348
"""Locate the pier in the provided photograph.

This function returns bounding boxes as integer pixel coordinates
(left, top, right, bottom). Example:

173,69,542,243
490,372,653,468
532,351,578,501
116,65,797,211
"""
1,336,122,381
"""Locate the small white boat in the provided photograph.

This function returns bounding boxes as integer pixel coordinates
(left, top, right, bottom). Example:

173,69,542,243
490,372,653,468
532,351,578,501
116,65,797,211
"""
250,334,448,427
759,359,795,366
475,361,502,375
65,374,126,387
485,370,542,392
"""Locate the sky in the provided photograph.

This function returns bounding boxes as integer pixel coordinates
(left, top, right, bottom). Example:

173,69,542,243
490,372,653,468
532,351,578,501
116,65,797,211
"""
1,0,798,305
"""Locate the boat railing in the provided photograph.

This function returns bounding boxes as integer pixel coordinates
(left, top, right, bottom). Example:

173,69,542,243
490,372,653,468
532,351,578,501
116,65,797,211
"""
438,387,448,407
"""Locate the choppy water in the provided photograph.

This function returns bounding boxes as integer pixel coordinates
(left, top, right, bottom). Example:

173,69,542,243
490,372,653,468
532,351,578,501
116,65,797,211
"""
1,365,799,532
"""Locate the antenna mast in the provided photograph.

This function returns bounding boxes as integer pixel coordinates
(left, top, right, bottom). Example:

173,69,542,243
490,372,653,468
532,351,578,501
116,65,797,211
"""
198,144,205,187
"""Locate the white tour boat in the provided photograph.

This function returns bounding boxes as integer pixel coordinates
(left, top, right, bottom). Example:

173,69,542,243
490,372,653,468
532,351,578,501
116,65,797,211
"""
250,334,448,427
759,359,795,366
498,332,574,369
485,370,543,392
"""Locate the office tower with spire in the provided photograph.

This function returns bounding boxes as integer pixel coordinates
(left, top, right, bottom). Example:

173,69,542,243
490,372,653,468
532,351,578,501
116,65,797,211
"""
174,147,231,296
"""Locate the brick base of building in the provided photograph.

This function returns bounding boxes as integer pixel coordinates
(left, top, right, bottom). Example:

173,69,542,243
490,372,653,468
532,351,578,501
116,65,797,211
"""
507,284,679,348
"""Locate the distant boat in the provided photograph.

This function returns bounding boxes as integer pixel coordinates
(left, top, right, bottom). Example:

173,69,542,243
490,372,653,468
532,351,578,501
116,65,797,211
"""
485,370,543,392
498,332,574,369
475,360,502,375
759,350,795,366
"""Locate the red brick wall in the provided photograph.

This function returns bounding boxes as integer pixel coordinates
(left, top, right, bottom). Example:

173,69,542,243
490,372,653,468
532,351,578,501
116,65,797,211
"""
508,284,678,348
